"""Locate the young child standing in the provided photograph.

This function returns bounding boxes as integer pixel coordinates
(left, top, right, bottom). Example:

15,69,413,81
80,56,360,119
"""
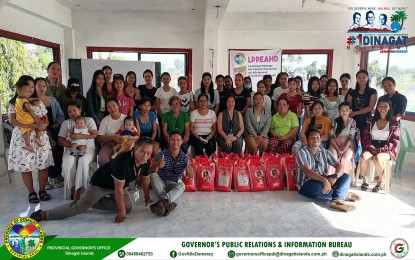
67,116,97,157
15,80,43,153
111,116,139,159
175,76,195,115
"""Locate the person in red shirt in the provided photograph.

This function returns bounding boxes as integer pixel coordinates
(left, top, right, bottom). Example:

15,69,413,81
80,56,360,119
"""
113,74,134,116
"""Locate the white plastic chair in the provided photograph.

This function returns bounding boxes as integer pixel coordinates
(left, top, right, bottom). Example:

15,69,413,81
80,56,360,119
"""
1,122,14,183
356,159,392,193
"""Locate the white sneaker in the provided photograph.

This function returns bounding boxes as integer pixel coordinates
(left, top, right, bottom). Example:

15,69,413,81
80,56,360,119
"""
52,178,63,188
45,178,54,190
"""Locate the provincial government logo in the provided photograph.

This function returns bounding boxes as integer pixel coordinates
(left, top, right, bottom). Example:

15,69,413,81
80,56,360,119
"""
4,217,44,258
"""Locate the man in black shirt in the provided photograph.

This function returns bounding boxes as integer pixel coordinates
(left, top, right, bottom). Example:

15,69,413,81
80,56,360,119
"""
30,137,154,223
381,77,407,121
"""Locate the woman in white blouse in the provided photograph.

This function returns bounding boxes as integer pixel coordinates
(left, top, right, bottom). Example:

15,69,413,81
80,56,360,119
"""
360,98,399,192
189,93,217,156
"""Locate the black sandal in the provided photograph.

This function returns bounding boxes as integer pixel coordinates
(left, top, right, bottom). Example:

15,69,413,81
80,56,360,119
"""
28,192,39,204
30,210,44,222
38,190,51,201
372,185,382,193
361,182,369,191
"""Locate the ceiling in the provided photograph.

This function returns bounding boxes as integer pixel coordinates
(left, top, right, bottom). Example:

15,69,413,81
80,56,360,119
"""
56,0,205,11
226,0,413,13
56,0,413,13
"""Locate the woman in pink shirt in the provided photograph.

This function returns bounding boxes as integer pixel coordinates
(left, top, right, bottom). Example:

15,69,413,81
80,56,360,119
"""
113,73,134,116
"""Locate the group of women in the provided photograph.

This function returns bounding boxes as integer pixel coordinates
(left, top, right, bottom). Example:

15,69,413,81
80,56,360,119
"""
8,64,404,204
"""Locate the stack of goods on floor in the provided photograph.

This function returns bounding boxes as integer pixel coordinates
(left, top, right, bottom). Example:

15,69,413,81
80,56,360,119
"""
183,151,298,192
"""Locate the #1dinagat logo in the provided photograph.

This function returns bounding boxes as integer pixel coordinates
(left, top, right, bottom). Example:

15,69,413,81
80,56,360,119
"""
346,6,409,54
4,217,44,259
390,238,409,258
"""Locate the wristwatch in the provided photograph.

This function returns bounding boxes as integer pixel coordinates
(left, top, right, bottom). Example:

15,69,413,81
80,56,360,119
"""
327,174,338,180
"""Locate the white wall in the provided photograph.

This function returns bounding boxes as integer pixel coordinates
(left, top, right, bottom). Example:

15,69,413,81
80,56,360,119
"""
9,0,72,28
0,1,72,81
0,1,72,174
217,12,357,80
71,10,205,90
217,10,415,81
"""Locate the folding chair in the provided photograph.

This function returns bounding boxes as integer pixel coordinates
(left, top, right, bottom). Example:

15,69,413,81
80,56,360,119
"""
394,124,415,172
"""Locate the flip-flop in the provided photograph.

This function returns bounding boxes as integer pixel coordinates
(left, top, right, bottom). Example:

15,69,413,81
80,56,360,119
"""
38,190,51,201
28,192,39,204
372,185,382,193
329,200,356,212
346,192,361,202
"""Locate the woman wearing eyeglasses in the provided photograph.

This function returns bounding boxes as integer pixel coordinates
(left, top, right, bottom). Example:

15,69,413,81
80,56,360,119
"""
217,94,244,155
189,93,217,156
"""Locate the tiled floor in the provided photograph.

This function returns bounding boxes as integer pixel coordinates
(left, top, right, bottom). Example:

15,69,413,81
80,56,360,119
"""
0,153,414,243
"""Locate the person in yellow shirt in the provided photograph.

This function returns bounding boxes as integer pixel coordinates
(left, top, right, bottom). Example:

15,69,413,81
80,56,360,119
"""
15,80,45,152
300,101,331,148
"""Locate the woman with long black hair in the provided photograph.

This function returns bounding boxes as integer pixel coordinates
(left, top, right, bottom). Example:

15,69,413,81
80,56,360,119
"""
360,97,399,192
303,76,322,119
328,101,357,175
86,70,108,127
347,69,377,136
194,72,220,113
